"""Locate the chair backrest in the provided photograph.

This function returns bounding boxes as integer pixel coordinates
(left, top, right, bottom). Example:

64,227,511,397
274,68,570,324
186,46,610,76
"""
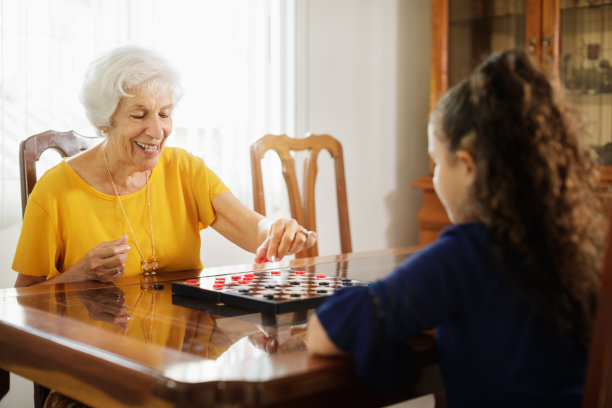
19,130,97,215
582,202,612,407
250,133,351,258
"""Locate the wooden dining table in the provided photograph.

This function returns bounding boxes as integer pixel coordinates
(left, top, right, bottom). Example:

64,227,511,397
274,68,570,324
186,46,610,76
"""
0,247,443,407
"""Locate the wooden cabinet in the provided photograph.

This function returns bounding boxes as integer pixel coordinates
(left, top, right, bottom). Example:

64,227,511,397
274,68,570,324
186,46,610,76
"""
414,0,612,245
561,1,612,186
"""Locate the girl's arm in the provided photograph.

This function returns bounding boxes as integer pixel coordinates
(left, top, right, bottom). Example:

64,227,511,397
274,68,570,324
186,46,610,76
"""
306,314,347,356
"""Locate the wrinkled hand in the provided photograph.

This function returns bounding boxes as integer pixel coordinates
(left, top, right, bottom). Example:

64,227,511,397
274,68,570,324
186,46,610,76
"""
79,235,130,282
254,219,317,263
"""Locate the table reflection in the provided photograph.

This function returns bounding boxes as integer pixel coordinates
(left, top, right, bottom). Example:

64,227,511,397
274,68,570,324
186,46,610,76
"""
12,252,413,366
16,274,309,362
0,249,439,408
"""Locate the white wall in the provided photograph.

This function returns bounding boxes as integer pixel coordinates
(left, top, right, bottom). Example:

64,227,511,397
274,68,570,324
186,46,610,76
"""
200,0,433,264
305,0,431,255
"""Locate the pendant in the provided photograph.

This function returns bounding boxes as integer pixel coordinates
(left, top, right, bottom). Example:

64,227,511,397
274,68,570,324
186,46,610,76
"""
141,257,159,276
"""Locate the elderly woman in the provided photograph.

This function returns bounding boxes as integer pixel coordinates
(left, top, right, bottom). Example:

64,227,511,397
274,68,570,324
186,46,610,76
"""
13,45,317,287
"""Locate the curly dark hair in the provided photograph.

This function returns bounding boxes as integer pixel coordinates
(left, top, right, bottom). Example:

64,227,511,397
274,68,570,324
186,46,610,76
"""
432,49,605,349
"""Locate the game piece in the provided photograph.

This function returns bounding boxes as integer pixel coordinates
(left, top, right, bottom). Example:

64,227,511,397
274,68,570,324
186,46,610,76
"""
172,268,369,314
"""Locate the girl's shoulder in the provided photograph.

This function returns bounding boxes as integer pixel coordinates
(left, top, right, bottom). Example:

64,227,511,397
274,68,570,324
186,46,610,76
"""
435,222,491,253
401,222,496,280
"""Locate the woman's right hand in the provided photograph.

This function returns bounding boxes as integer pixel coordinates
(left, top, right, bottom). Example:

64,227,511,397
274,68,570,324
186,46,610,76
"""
14,236,131,287
77,235,130,282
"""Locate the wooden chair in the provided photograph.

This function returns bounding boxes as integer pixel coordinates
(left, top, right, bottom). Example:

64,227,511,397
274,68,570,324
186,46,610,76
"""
19,130,98,215
250,133,351,258
19,130,97,408
582,205,612,407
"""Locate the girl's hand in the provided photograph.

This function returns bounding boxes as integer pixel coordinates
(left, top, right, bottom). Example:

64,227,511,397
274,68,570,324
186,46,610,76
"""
254,219,317,262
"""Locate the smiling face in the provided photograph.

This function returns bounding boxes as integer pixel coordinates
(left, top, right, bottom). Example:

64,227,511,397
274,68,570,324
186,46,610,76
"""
427,119,477,224
105,86,173,174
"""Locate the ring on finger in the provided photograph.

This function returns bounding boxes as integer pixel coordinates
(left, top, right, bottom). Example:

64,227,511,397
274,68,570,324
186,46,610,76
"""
115,266,120,275
297,227,309,236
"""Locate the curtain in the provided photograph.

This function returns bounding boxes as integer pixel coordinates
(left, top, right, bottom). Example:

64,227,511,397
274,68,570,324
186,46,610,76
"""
0,0,295,228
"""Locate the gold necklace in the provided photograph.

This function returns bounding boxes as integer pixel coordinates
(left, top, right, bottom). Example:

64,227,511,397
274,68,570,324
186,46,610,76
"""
102,145,158,275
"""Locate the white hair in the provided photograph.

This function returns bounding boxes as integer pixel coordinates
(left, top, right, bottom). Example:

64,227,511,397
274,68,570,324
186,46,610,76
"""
80,45,183,135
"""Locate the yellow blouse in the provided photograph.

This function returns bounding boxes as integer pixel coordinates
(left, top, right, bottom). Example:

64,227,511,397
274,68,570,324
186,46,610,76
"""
13,147,229,279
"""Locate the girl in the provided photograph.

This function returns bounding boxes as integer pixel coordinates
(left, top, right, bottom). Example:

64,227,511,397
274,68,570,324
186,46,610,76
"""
306,49,604,407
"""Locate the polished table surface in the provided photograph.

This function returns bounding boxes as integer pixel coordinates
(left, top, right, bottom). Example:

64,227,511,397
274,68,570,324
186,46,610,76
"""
0,247,442,407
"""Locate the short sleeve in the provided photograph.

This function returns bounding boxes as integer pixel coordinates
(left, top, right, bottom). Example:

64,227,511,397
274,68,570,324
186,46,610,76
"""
12,197,62,278
166,148,229,230
186,154,230,229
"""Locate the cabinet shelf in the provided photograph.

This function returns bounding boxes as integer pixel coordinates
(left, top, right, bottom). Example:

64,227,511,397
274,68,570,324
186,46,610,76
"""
450,13,526,24
415,0,612,245
560,0,612,11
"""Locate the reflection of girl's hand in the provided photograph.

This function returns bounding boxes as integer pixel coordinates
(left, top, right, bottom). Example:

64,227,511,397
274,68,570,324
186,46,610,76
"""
277,332,307,353
249,332,279,354
248,326,306,354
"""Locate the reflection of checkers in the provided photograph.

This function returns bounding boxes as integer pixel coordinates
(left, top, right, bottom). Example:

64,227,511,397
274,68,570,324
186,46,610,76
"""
172,268,369,314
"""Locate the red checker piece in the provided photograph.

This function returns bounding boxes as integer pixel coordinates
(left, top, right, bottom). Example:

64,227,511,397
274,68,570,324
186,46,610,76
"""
186,279,198,285
238,280,250,285
231,275,242,281
270,270,281,276
244,273,255,278
295,270,306,275
213,284,225,290
316,274,327,279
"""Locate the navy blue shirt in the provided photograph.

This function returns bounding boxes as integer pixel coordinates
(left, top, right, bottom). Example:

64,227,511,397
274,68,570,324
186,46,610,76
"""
316,223,585,407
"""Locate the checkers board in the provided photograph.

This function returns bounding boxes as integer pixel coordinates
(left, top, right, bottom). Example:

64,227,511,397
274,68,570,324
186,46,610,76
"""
172,268,369,314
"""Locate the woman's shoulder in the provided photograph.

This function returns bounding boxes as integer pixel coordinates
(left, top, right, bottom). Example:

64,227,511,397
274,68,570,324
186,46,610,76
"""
160,146,221,177
33,160,75,191
26,160,78,208
161,146,203,163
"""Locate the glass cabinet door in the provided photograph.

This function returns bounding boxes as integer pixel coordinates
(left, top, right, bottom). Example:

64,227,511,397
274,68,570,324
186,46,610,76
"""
560,0,612,171
449,0,526,87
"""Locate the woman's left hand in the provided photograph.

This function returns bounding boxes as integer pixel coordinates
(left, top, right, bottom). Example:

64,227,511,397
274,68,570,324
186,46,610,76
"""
254,219,317,263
